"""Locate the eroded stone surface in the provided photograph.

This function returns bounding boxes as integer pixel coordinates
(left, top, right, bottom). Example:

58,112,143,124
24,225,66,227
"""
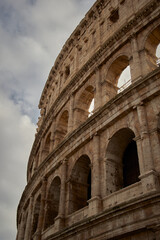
16,0,160,239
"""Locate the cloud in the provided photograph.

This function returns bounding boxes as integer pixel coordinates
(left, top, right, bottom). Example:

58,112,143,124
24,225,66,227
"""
0,90,36,239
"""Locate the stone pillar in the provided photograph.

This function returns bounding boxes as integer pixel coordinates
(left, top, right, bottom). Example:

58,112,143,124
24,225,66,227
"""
24,196,34,240
17,210,25,240
88,134,101,216
139,48,156,76
35,178,47,240
39,138,45,164
50,120,55,151
54,159,67,230
68,95,74,132
130,35,142,81
94,67,102,111
137,104,160,193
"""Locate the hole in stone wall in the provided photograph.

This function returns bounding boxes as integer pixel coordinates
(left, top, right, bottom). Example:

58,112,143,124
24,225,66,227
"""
65,66,70,78
109,9,119,23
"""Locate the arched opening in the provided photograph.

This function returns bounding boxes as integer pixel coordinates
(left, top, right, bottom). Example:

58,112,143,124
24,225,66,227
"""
145,25,160,69
31,195,41,237
75,85,94,126
106,128,140,194
106,55,131,96
42,132,51,160
68,155,91,214
56,110,69,144
44,177,61,230
123,140,140,187
117,66,131,93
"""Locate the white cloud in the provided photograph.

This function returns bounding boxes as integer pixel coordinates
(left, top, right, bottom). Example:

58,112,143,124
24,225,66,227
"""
0,90,36,239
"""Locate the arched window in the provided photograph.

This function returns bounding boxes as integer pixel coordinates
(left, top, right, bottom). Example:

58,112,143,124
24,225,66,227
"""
31,195,41,237
106,128,140,194
106,55,131,95
117,66,131,93
44,177,61,230
75,85,94,126
145,25,160,70
56,110,69,145
68,155,91,214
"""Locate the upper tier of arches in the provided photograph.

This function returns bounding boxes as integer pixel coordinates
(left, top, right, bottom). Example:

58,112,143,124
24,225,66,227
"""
37,0,160,128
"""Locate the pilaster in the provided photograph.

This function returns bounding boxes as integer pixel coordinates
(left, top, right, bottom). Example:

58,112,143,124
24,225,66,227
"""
24,196,34,240
88,133,102,216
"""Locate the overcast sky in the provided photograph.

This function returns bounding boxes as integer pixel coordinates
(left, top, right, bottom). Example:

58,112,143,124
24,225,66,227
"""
0,0,95,239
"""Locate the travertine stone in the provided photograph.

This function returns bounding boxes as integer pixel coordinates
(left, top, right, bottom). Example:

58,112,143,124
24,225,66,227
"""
17,0,160,239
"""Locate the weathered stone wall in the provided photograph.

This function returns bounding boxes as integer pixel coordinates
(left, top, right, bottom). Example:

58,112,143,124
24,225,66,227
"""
17,0,160,239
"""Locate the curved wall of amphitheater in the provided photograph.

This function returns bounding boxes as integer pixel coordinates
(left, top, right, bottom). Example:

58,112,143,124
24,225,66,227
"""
17,0,160,239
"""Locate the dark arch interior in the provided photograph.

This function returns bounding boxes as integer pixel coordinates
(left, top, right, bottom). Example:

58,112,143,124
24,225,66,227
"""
106,128,140,193
123,140,140,187
44,177,61,230
69,155,91,214
32,195,41,237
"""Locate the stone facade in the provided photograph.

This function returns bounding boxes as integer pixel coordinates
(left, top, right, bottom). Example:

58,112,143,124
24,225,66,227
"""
16,0,160,239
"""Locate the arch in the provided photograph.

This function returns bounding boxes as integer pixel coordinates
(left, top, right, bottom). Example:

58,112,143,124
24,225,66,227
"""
106,128,140,194
31,195,41,237
106,55,131,93
144,25,160,69
75,85,95,126
42,132,51,160
44,176,61,230
56,110,69,144
68,155,91,214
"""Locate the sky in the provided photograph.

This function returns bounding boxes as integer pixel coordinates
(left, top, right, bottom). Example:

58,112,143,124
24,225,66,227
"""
0,0,95,239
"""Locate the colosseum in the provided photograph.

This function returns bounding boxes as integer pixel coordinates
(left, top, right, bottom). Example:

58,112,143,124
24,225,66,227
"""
16,0,160,239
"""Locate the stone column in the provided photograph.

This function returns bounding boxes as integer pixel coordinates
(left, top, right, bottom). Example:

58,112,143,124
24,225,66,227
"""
94,67,102,111
54,159,67,230
24,196,34,240
130,35,142,81
68,95,74,132
88,134,101,216
35,178,47,240
50,120,55,151
17,210,25,240
137,104,153,171
137,103,160,193
39,138,45,164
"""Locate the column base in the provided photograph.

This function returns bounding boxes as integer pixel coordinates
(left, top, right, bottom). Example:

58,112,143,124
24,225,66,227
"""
88,196,102,216
54,215,65,231
139,170,160,193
